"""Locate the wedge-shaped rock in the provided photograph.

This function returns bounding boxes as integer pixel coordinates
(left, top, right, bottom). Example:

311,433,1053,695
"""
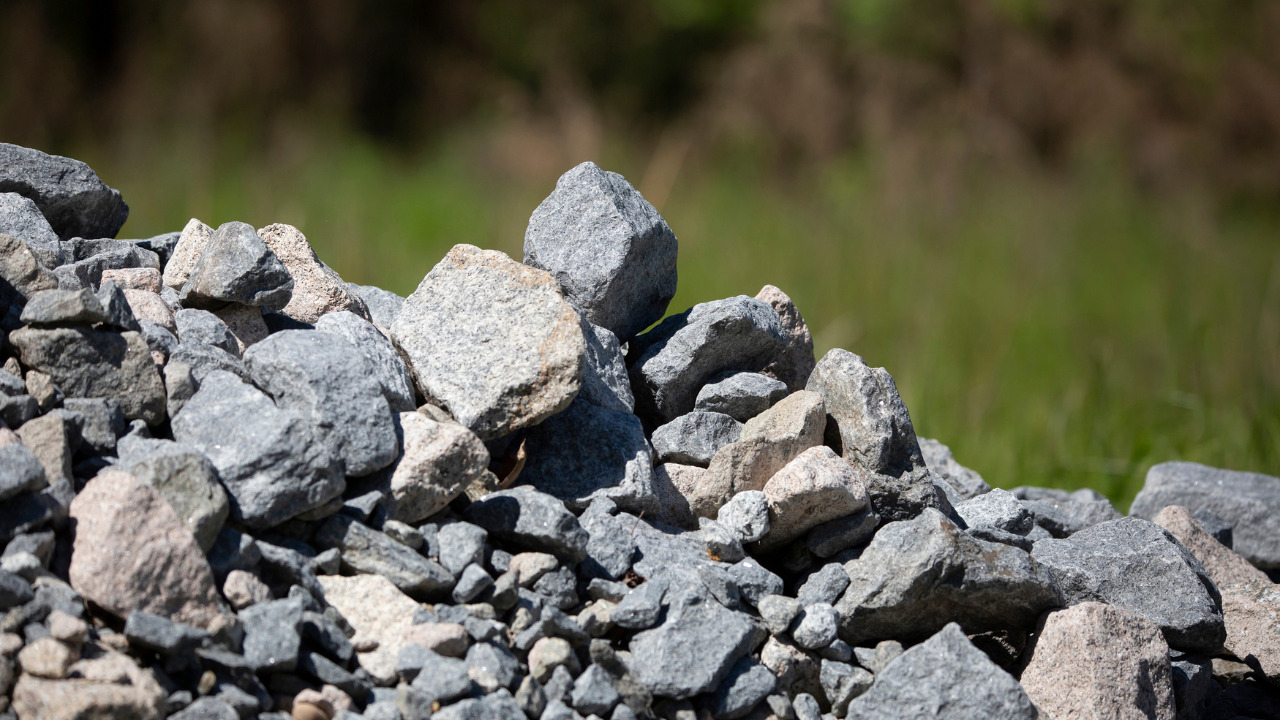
695,371,787,422
163,218,213,290
1021,602,1176,720
1220,580,1280,683
0,142,129,240
651,411,742,467
462,487,589,563
629,590,760,699
9,326,165,425
171,371,345,528
1016,486,1122,537
519,397,657,513
19,288,108,326
0,443,48,502
524,161,678,342
759,446,870,550
0,233,57,308
0,192,59,245
805,348,923,476
1131,461,1280,570
259,223,369,323
845,623,1037,720
318,573,437,685
1153,505,1270,590
179,221,294,310
578,319,634,412
315,311,416,413
117,438,228,552
315,515,453,599
835,508,1063,645
69,470,228,632
391,244,584,440
387,412,490,524
244,329,398,477
755,285,816,393
919,437,991,499
346,282,404,328
1031,517,1225,653
629,296,785,425
687,390,825,518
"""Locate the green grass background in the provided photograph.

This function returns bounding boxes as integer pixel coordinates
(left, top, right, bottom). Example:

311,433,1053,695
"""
92,133,1280,510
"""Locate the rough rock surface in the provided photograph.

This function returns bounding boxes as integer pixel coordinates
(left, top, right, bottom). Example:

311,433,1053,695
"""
1020,602,1176,720
694,371,788,422
629,591,759,699
1031,517,1226,652
918,437,992,500
68,470,227,631
178,221,294,310
0,192,60,246
0,233,58,306
754,285,816,393
524,161,678,342
578,319,634,413
1153,505,1270,589
387,412,490,523
1219,580,1280,682
162,218,213,290
258,223,369,323
314,310,416,413
345,282,404,328
0,142,129,240
1131,461,1280,569
836,508,1063,645
391,244,584,440
117,438,229,552
317,573,427,685
628,295,785,425
760,446,871,549
650,411,742,467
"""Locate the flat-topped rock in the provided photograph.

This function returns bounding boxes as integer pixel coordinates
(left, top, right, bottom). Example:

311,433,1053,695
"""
178,221,294,310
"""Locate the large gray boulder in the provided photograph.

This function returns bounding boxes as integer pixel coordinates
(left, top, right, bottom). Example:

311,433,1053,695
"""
315,310,416,413
244,329,399,477
0,142,129,240
805,349,924,477
178,221,294,310
9,326,166,425
1030,517,1226,653
524,162,677,342
835,508,1063,645
844,623,1038,720
391,244,584,441
518,398,657,513
628,295,785,425
171,371,345,528
1130,461,1280,570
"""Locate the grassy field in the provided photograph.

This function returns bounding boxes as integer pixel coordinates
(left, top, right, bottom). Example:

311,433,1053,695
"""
91,132,1280,510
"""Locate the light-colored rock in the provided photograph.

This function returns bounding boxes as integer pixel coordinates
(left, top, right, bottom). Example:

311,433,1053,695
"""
258,223,369,324
12,652,166,720
1220,580,1280,682
388,412,490,524
1153,505,1270,589
652,462,703,529
213,303,269,354
102,267,161,292
68,470,227,631
688,390,826,518
760,446,870,549
222,569,272,610
162,218,213,290
178,221,293,310
755,285,816,393
317,573,427,685
17,637,76,679
122,289,175,333
0,233,58,304
1020,602,1176,720
390,244,584,441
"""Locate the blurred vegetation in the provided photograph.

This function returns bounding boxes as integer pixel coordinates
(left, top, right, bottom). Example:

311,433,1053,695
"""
2,0,1278,505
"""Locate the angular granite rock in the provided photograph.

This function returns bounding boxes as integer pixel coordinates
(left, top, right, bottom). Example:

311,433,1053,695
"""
759,446,870,550
1015,486,1122,537
9,326,166,425
258,223,369,324
1031,517,1225,653
391,244,584,440
117,438,229,552
244,329,398,477
688,390,826,518
629,295,785,425
650,411,742,467
19,288,108,326
68,470,227,631
836,508,1063,645
694,372,788,422
954,488,1034,536
315,310,416,413
1020,602,1176,720
755,285,816,393
805,349,923,476
94,280,140,331
162,218,213,290
0,443,48,502
1153,505,1270,590
318,573,428,685
524,161,678,342
12,653,166,720
578,319,634,413
629,591,759,699
519,398,657,513
462,487,589,563
0,142,129,240
176,308,239,357
844,623,1037,720
0,233,58,307
0,192,59,246
918,437,991,500
171,371,345,528
1131,461,1280,569
179,221,294,310
345,282,404,329
1219,580,1280,683
387,412,490,524
316,515,453,599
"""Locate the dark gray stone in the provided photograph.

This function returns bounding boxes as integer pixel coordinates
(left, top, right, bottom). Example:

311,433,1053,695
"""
524,161,677,343
462,486,589,563
1171,656,1212,720
717,490,770,543
409,648,473,702
62,397,125,452
1130,461,1280,569
124,610,211,654
1030,517,1226,653
0,192,58,245
133,231,181,267
954,488,1034,535
465,641,520,692
612,575,668,630
519,397,657,513
863,466,948,524
316,515,453,598
835,508,1064,645
578,501,638,581
571,664,620,717
793,603,839,650
172,371,344,528
845,623,1037,720
256,541,324,600
169,342,249,385
0,370,26,397
176,309,239,356
167,698,239,720
0,395,37,429
300,650,369,698
117,437,229,552
580,319,634,412
52,241,160,291
650,411,742,467
533,566,580,610
452,563,494,604
206,527,261,581
759,594,803,634
302,610,354,664
0,444,46,502
628,296,785,425
918,437,991,500
819,660,873,717
0,143,129,240
240,597,304,672
344,282,404,329
9,326,166,424
95,280,140,331
438,522,488,575
699,517,745,563
710,657,777,720
805,509,879,558
179,221,294,310
805,349,923,477
797,564,850,607
694,371,788,422
628,590,759,699
315,310,416,413
19,288,108,326
1015,486,1122,538
0,570,33,609
244,329,398,478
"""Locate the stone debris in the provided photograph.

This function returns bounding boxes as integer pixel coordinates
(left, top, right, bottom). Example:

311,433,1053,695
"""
0,145,1275,720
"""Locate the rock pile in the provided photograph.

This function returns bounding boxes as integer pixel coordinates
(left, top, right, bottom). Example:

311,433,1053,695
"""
0,144,1277,720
